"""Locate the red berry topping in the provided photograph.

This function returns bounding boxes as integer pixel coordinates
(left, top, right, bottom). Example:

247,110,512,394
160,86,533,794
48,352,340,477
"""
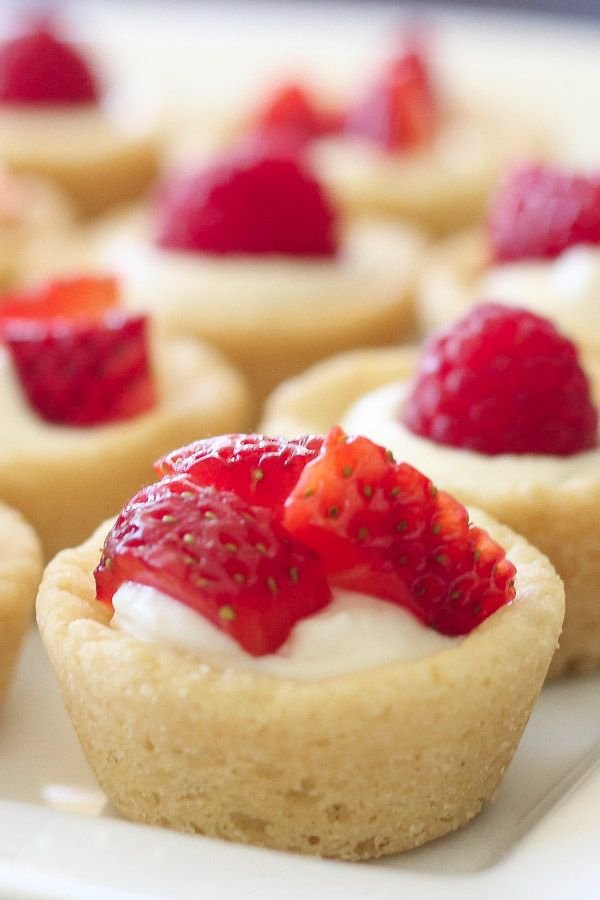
95,476,332,656
345,48,438,152
4,313,155,426
0,20,99,106
0,275,118,327
283,426,515,635
155,143,338,257
156,434,323,515
488,163,600,263
254,82,342,148
402,303,598,456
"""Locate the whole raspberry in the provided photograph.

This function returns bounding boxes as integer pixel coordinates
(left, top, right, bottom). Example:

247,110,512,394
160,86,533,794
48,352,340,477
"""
154,140,338,258
0,19,99,106
488,163,600,263
401,303,598,456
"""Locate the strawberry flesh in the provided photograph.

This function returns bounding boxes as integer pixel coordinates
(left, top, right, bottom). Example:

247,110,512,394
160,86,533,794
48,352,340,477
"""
0,276,118,328
154,141,338,257
488,163,600,263
345,48,438,152
0,19,99,105
156,434,323,515
253,82,342,148
401,303,598,456
95,476,332,656
4,313,156,426
283,426,515,635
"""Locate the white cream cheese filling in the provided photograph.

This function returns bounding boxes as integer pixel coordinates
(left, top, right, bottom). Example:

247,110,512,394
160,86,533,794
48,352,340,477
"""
112,582,458,681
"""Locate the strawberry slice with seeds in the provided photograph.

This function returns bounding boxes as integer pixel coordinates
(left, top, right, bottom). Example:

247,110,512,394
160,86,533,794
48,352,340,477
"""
156,434,323,515
283,426,515,635
0,18,100,106
95,476,332,656
345,47,438,152
4,312,155,426
0,276,118,330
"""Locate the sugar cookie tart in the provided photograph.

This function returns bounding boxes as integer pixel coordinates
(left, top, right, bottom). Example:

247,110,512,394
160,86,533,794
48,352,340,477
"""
0,276,251,559
0,18,160,216
419,163,600,345
37,429,563,861
98,139,425,399
262,305,599,677
0,502,42,701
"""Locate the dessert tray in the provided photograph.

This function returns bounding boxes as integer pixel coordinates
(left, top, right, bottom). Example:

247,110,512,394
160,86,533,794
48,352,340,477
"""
2,2,600,897
0,628,599,899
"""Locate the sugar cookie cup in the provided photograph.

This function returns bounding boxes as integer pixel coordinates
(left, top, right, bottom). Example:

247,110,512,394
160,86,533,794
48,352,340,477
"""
261,347,596,677
37,510,563,860
0,503,43,700
0,335,251,560
100,214,426,400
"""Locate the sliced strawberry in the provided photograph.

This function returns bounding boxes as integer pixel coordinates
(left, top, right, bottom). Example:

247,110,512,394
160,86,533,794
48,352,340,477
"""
95,476,332,656
156,434,323,515
283,426,515,635
345,47,438,152
0,276,118,331
254,82,342,147
4,313,156,426
154,141,338,257
0,19,100,106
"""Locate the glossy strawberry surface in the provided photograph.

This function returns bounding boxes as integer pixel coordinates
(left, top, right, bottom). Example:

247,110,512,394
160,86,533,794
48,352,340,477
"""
0,19,99,105
345,48,438,152
4,313,155,426
254,82,342,147
488,163,600,262
402,303,598,456
156,434,323,515
154,141,338,257
284,427,516,635
95,476,332,655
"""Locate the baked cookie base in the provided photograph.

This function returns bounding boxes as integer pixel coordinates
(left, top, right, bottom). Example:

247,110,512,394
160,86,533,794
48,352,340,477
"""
261,347,599,677
36,512,562,860
0,505,43,701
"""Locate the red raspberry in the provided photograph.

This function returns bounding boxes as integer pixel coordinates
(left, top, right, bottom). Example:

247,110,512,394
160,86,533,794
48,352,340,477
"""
156,434,323,515
488,163,600,262
154,141,338,257
95,477,332,656
283,426,515,635
402,303,598,456
0,19,99,105
345,48,438,151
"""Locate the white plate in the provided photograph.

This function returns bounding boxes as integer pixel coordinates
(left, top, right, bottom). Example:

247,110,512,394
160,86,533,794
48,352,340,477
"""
1,629,599,899
3,2,600,897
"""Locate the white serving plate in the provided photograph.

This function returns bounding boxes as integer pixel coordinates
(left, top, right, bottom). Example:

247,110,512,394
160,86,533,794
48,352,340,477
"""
2,2,600,896
1,629,599,899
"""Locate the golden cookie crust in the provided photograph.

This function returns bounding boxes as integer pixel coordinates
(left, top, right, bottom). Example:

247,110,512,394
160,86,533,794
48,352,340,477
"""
36,511,562,860
0,108,161,217
0,504,43,701
312,108,543,236
97,215,426,400
261,347,600,677
0,335,251,560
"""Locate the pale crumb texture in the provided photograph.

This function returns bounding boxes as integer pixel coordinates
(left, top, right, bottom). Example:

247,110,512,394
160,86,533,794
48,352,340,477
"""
0,504,43,701
0,129,160,218
36,513,562,861
0,335,252,561
312,107,544,236
261,347,600,677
